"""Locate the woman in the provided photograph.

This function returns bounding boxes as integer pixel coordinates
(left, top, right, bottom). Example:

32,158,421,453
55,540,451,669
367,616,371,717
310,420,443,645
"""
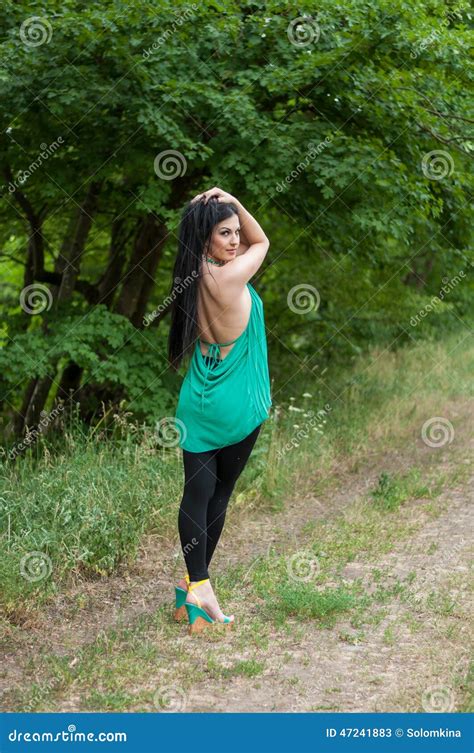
167,186,272,633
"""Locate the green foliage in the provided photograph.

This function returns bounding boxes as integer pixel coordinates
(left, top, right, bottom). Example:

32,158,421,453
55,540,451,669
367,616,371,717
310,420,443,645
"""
0,305,174,419
0,0,472,429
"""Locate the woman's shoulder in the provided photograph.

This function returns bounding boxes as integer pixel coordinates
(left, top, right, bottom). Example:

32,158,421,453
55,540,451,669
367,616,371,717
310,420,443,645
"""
200,271,249,307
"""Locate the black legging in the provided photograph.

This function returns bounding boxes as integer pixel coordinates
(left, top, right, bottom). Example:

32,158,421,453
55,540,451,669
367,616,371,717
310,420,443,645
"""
178,423,262,581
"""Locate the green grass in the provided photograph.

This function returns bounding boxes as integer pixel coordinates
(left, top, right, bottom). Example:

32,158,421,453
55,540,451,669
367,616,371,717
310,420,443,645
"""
0,440,180,615
207,657,265,679
85,690,139,712
269,583,357,626
370,468,431,511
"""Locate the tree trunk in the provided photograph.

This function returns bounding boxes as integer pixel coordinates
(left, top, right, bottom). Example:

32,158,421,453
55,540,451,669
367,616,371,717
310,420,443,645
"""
114,214,163,320
56,182,101,302
402,253,434,289
66,215,167,422
18,183,101,435
71,217,168,418
51,215,133,418
54,361,84,412
132,223,168,327
96,217,132,308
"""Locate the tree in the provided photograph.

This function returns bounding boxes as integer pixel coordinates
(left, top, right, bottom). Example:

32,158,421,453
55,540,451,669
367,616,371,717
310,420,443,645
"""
0,0,472,441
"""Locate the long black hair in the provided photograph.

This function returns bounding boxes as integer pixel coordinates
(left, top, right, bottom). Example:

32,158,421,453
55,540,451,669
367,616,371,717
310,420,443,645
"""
167,197,240,372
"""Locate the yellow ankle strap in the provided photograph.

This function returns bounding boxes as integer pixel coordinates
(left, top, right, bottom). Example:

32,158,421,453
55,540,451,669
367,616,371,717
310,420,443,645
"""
188,578,209,592
187,578,209,609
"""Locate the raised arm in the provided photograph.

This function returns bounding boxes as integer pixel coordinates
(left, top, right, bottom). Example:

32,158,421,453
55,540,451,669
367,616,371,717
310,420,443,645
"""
191,187,270,285
224,198,270,283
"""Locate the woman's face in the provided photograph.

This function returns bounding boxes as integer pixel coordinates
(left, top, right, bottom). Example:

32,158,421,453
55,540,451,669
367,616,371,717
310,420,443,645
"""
205,214,240,264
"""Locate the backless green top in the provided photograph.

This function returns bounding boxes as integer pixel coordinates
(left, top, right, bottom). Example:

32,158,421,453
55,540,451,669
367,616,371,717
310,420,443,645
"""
174,281,272,452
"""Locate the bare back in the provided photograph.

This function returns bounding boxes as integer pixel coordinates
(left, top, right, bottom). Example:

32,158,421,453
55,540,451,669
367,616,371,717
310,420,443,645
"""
197,267,252,360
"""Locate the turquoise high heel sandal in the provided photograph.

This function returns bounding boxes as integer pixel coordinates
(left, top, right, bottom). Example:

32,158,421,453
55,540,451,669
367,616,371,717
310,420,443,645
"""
174,573,190,622
185,578,233,635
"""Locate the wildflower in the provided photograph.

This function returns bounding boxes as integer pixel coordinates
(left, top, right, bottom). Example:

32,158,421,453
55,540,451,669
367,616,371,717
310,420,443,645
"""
302,392,312,398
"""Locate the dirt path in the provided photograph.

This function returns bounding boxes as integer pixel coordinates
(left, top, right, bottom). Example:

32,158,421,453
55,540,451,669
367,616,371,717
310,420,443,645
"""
0,430,421,677
2,398,472,711
182,474,472,712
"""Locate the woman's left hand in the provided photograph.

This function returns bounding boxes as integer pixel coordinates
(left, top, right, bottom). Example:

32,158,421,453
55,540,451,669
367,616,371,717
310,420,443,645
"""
191,187,237,205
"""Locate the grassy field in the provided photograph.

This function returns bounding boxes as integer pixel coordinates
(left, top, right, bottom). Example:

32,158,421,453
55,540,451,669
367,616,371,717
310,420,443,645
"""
1,328,472,712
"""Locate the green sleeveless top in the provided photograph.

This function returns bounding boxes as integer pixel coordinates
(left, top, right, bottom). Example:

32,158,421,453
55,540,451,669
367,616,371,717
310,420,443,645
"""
174,282,272,452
